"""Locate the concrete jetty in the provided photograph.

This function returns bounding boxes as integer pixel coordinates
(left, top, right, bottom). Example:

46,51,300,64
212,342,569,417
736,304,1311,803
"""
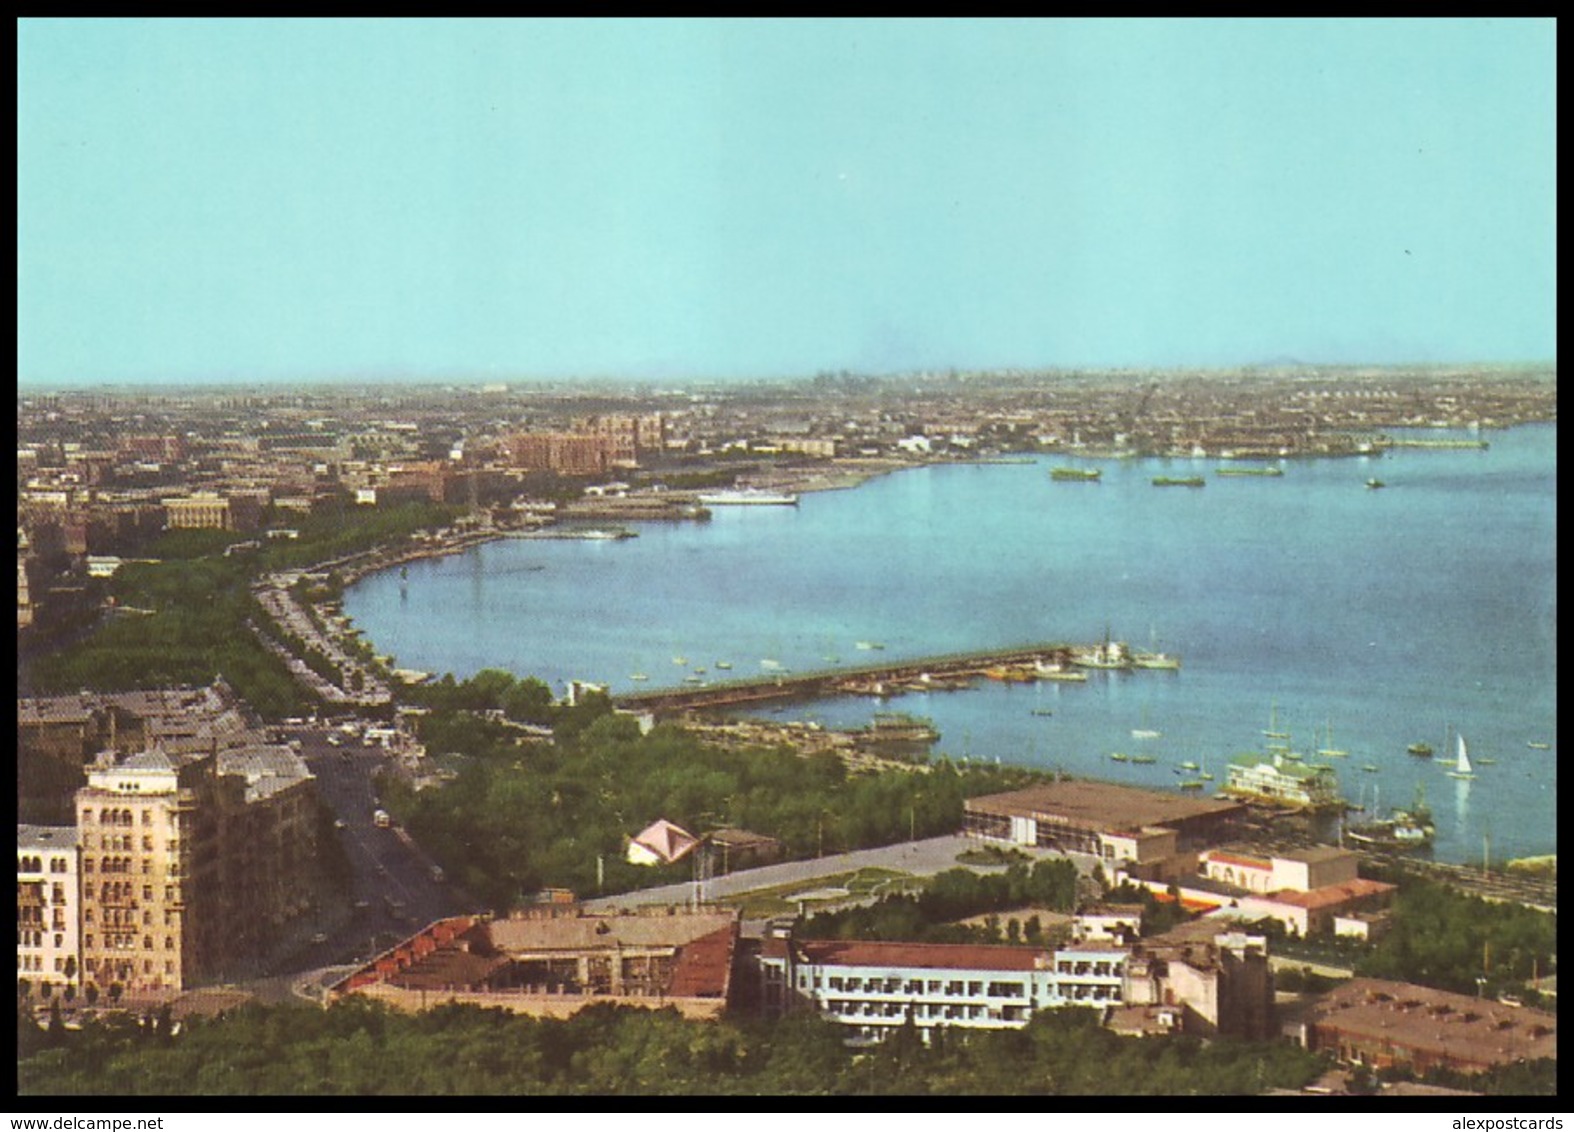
614,642,1085,716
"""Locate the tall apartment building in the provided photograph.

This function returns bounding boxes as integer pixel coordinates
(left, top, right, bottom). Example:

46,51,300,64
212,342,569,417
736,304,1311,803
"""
73,742,318,995
16,826,80,990
505,433,615,476
578,414,666,467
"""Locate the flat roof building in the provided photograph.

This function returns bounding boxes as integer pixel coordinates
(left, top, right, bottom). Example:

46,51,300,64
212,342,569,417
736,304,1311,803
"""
1299,978,1557,1075
963,781,1244,858
330,907,739,1021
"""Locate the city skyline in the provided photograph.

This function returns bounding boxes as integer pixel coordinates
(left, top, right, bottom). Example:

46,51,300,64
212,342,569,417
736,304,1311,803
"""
18,18,1557,387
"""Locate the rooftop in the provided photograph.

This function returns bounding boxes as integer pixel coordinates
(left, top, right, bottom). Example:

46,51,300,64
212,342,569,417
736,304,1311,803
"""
797,939,1047,973
1306,978,1557,1069
965,780,1242,833
17,825,76,851
1264,878,1395,911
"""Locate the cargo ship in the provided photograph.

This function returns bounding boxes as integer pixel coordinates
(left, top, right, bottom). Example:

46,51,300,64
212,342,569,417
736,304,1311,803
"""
1152,476,1205,488
1050,467,1102,481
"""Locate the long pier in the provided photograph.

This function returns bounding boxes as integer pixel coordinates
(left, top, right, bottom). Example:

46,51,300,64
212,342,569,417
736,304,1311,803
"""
614,642,1083,716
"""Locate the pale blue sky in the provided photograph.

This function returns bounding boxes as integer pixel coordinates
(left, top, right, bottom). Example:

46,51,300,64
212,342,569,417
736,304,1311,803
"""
17,18,1557,386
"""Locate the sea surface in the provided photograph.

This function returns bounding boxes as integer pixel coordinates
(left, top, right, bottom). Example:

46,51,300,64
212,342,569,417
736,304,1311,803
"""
344,425,1557,866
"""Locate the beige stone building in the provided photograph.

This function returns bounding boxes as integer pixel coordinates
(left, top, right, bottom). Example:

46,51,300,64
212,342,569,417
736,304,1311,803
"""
74,741,318,996
16,825,81,991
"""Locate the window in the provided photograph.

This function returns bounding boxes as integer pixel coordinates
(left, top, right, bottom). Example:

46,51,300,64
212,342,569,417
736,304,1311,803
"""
84,935,94,948
143,886,153,902
142,811,152,826
54,934,62,949
143,837,153,852
144,936,153,950
165,937,175,950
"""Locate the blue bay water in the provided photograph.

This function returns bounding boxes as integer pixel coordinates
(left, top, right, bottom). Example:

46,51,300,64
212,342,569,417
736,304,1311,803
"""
344,425,1557,865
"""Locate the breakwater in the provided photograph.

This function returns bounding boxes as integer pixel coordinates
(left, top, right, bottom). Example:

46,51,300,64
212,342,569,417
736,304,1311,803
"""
615,642,1095,715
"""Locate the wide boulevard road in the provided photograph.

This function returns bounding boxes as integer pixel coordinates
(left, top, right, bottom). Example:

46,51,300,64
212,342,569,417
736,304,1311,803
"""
274,724,478,972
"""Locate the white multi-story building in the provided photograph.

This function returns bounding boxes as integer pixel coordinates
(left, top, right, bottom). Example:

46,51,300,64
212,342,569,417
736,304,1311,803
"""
758,935,1127,1044
16,825,80,990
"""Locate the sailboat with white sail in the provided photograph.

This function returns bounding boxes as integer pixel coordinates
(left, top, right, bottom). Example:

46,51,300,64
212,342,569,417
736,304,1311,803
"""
1446,733,1477,780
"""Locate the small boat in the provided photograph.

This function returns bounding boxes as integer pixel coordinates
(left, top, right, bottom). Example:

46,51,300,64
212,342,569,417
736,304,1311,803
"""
629,673,649,682
1446,734,1477,780
760,659,783,670
1178,780,1206,791
1050,467,1102,481
1527,741,1552,750
1317,720,1349,758
855,641,886,651
692,666,706,675
1035,659,1089,682
1152,476,1205,488
1407,742,1434,757
1264,703,1290,740
1031,709,1055,717
1362,764,1379,773
1476,758,1497,765
1129,754,1158,765
683,675,705,685
1109,752,1130,762
714,661,732,670
1366,478,1386,489
1131,728,1162,740
1216,466,1284,477
673,656,688,666
1178,760,1199,772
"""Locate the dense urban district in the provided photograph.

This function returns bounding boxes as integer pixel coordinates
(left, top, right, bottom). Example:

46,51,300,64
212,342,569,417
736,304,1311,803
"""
16,366,1557,1096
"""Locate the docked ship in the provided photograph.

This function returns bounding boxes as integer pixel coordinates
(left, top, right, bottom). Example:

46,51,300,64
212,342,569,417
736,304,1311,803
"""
1050,467,1102,481
696,488,800,505
1131,650,1180,670
850,712,940,753
1034,659,1089,682
1346,786,1435,851
1152,476,1205,488
1071,636,1132,669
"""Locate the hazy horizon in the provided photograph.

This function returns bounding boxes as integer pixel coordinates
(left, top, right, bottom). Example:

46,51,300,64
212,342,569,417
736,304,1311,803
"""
19,19,1557,388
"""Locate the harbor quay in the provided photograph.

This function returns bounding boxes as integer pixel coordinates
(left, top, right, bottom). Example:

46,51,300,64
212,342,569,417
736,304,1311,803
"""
612,641,1146,716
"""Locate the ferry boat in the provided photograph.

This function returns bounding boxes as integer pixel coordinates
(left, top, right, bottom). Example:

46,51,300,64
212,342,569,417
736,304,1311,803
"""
696,488,800,506
1050,467,1102,482
1152,476,1205,488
